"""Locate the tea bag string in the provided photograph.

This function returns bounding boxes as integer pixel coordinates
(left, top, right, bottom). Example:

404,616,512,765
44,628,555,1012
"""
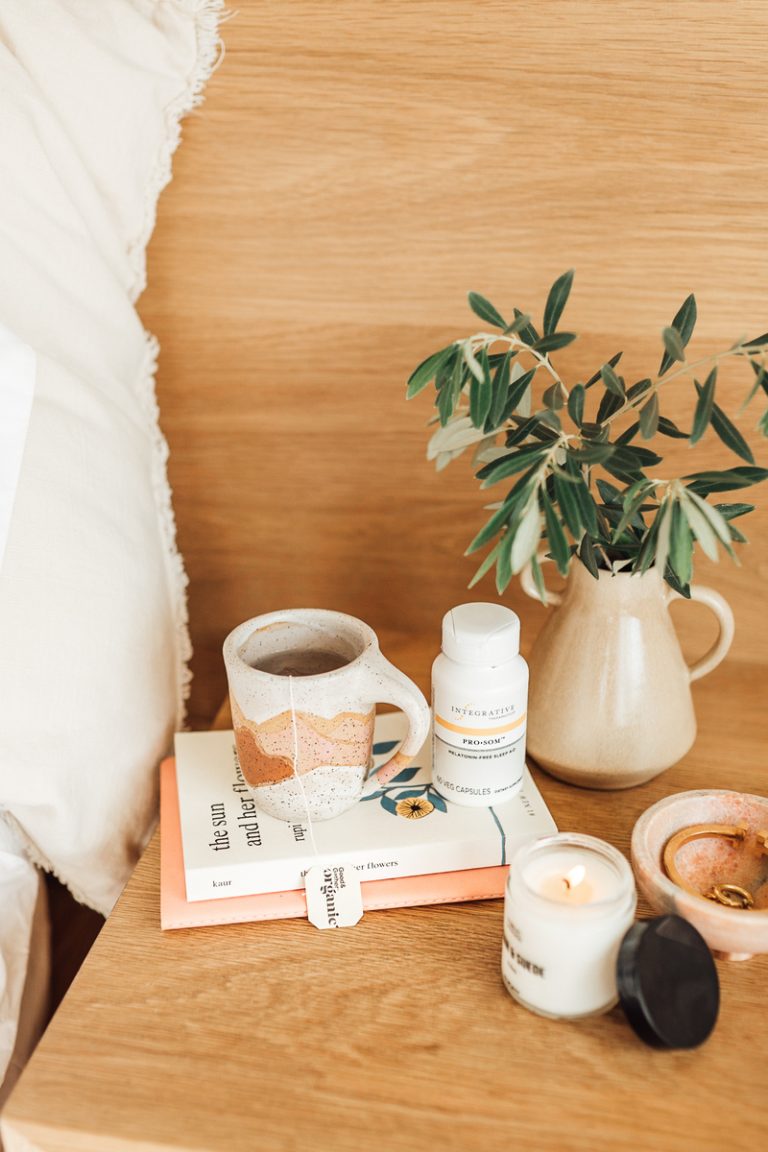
287,674,320,857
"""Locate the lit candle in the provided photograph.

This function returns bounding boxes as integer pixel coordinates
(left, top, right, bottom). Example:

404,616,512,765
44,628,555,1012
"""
502,833,637,1019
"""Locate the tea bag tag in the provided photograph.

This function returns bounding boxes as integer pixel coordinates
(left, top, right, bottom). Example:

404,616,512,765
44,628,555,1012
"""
305,863,364,930
286,674,364,930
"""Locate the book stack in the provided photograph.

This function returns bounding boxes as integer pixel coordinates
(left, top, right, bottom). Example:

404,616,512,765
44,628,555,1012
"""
161,712,557,929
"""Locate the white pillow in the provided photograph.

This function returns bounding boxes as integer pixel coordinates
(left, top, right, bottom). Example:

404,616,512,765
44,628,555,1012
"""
0,1,222,914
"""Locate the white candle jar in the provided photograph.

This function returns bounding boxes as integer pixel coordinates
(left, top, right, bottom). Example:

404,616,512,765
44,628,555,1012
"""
502,833,637,1020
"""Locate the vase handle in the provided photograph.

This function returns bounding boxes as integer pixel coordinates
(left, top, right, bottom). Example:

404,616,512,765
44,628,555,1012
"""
667,584,735,683
520,555,563,607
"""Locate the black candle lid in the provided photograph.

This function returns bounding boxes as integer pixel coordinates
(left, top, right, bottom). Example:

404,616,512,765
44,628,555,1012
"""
616,914,719,1049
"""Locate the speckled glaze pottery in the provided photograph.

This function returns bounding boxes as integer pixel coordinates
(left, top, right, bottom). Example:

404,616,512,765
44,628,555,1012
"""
632,790,768,960
520,563,734,789
223,610,430,822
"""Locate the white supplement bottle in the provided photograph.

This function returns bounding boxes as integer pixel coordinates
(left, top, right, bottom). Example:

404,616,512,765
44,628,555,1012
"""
432,602,528,807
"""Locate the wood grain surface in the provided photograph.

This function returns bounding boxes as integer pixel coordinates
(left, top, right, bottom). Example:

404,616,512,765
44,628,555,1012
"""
138,0,768,726
3,661,767,1152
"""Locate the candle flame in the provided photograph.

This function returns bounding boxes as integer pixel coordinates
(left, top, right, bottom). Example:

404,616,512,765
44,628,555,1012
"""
563,864,586,892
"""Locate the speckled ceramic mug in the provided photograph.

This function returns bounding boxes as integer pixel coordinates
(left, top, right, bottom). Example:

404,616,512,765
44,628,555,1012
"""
223,609,431,822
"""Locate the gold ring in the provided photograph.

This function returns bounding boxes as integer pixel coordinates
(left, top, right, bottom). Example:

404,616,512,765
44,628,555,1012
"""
703,883,754,909
662,823,751,907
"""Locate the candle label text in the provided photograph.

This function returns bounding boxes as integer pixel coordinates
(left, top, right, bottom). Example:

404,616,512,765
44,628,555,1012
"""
503,942,545,979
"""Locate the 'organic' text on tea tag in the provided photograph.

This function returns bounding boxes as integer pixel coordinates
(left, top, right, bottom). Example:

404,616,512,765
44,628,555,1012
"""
304,862,364,930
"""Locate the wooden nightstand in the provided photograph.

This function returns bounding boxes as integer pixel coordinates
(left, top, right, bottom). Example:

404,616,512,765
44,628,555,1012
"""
3,661,766,1152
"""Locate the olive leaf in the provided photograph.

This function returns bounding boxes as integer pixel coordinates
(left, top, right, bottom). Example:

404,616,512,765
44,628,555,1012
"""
510,501,543,575
740,364,768,412
567,383,585,427
657,416,689,439
713,502,754,520
462,342,486,384
427,415,487,462
680,491,719,562
553,472,583,538
542,381,565,411
654,498,673,579
530,554,548,602
511,309,539,347
578,534,600,578
477,443,549,489
495,531,514,594
533,332,577,354
586,351,622,389
504,312,534,336
406,345,456,399
596,390,623,423
626,378,653,401
690,368,716,445
600,363,625,397
669,501,694,585
541,493,569,576
685,490,734,550
468,292,507,330
468,539,503,589
709,398,754,464
485,352,513,431
469,347,493,428
659,294,697,376
612,480,656,541
543,270,575,336
662,327,686,365
639,393,660,440
504,366,537,420
685,466,768,494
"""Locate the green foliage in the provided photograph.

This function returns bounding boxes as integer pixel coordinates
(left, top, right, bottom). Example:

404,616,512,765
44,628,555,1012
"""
407,273,768,595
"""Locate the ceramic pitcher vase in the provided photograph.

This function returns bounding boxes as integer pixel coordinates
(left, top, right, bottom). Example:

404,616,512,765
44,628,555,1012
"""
520,561,735,789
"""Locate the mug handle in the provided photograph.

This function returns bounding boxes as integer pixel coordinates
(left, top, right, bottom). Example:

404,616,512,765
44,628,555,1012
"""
359,653,431,786
666,584,735,683
520,554,563,607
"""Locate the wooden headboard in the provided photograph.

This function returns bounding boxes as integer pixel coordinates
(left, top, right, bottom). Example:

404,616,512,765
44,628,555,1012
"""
140,2,768,725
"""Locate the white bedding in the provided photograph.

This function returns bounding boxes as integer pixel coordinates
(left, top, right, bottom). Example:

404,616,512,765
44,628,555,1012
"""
0,0,223,1100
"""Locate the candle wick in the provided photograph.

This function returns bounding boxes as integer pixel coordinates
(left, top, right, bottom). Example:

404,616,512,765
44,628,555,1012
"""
562,865,586,893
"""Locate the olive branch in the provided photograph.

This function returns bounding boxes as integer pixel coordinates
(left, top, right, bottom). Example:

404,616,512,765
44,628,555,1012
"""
407,272,768,599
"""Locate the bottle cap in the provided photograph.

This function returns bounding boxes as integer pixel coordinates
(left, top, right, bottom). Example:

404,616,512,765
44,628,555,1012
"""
441,602,521,667
616,914,719,1049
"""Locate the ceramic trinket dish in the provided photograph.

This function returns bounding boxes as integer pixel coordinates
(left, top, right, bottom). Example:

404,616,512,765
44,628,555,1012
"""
631,789,768,961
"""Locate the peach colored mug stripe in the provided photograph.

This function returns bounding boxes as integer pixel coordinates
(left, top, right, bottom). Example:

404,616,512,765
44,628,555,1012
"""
255,708,376,739
235,708,375,785
234,725,293,787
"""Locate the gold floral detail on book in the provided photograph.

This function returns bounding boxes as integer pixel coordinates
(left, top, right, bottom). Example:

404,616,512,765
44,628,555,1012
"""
395,797,435,820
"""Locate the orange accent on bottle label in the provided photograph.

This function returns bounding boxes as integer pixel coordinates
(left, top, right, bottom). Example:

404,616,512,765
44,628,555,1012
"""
434,713,527,737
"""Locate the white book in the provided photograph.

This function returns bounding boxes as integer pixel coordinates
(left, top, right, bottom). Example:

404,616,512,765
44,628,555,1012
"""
175,713,557,902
